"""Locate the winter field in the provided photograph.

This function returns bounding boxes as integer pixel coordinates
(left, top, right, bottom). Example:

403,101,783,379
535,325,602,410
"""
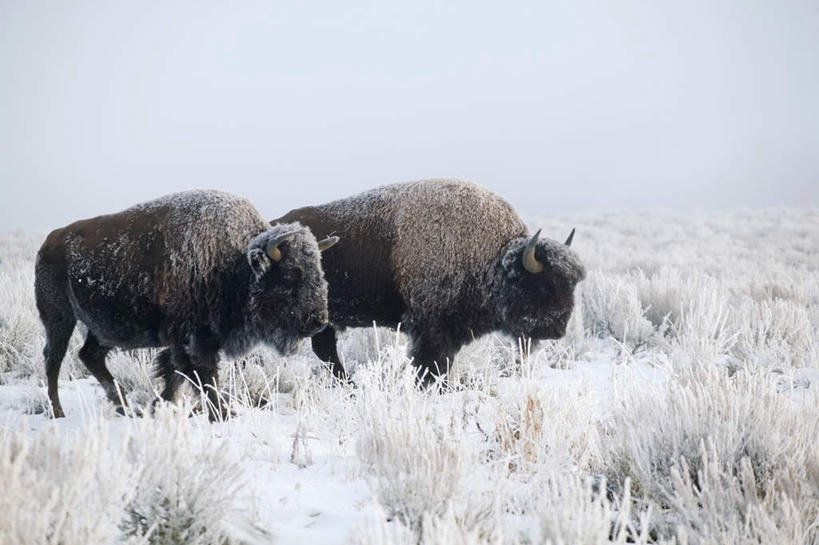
1,208,818,545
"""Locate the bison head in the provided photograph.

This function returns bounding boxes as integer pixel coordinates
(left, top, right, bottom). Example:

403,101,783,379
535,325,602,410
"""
494,229,586,340
246,222,338,355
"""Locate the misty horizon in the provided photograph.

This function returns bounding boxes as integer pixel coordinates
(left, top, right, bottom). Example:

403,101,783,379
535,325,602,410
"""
2,0,818,231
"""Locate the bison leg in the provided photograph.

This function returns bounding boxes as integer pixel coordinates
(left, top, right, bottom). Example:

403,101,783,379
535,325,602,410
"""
190,352,227,422
41,316,76,418
311,325,347,381
36,265,76,418
78,333,120,407
156,346,192,403
156,342,226,421
408,334,456,389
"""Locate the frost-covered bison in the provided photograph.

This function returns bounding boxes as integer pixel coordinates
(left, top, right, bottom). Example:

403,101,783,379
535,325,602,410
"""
35,190,338,419
274,179,585,384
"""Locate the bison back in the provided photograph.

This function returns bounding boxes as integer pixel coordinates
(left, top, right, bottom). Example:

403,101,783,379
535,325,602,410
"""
51,190,267,347
276,179,526,327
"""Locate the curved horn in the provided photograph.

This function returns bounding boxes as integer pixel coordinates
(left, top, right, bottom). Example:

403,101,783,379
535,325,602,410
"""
266,230,300,262
564,227,575,247
317,235,339,252
522,229,544,274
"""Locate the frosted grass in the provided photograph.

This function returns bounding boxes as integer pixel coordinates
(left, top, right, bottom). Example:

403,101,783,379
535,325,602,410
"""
1,207,817,544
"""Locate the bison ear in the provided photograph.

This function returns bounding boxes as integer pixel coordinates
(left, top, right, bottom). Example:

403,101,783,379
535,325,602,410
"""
248,248,272,280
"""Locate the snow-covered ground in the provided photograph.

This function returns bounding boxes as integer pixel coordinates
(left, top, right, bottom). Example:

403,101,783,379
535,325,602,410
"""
1,208,818,544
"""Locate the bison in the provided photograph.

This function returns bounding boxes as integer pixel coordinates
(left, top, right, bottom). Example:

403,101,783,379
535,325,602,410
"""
35,190,338,419
274,178,586,384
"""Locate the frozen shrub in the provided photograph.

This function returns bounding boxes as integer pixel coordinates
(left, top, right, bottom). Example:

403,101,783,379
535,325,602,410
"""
279,350,361,456
106,348,162,408
15,381,52,415
632,267,718,333
415,506,504,545
0,424,135,545
603,367,818,510
0,259,45,379
348,508,417,545
491,390,544,471
535,475,654,545
582,270,657,353
0,231,44,261
534,334,583,371
120,410,268,545
355,356,478,531
349,504,505,545
219,346,292,407
338,324,410,376
730,298,817,369
0,254,86,382
449,333,512,390
531,287,591,368
664,441,818,545
356,397,474,530
744,263,817,304
666,289,735,372
447,331,576,389
559,285,591,358
487,380,600,475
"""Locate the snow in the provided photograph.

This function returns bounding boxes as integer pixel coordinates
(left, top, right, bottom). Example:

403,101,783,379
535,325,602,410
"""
0,344,662,544
1,207,818,544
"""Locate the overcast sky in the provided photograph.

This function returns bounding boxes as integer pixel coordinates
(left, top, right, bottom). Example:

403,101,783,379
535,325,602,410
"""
1,0,817,231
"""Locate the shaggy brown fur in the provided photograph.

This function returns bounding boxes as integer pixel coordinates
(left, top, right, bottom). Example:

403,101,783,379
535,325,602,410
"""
275,179,585,384
36,190,330,419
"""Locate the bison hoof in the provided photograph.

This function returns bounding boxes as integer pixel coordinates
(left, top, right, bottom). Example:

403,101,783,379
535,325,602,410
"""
416,373,449,393
115,405,143,418
331,374,355,389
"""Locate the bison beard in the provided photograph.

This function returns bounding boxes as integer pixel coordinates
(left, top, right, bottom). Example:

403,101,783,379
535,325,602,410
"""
35,190,334,420
275,179,586,385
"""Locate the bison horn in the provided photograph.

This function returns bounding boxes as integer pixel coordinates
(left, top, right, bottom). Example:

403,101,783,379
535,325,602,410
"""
564,228,575,247
522,229,544,274
266,230,300,262
317,236,339,252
